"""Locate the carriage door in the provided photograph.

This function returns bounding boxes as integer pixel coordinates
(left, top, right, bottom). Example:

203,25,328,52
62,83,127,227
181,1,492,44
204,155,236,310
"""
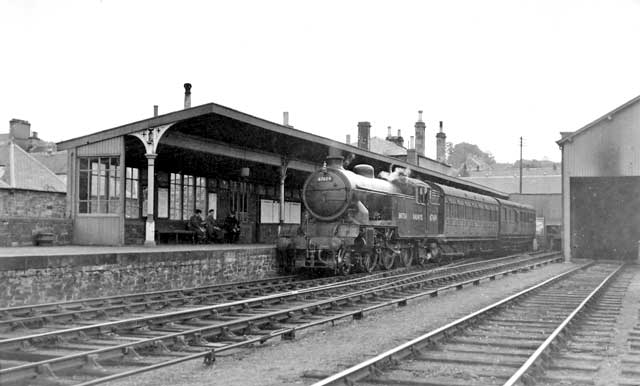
426,188,441,235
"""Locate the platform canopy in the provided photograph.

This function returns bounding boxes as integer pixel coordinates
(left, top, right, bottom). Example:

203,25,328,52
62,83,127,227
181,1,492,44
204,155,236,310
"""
58,102,508,199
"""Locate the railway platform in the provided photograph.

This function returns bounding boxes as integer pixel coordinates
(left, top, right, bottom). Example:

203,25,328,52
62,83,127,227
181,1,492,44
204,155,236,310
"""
0,243,277,308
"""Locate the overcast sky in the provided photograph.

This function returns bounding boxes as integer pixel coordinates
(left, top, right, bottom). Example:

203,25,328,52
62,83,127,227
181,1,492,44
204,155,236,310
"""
2,0,639,162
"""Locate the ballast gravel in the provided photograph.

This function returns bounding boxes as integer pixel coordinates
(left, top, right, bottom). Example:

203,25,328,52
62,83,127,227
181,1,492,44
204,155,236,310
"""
108,260,579,386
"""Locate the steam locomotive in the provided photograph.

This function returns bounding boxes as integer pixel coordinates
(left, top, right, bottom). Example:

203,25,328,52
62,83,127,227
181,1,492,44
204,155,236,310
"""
277,156,536,274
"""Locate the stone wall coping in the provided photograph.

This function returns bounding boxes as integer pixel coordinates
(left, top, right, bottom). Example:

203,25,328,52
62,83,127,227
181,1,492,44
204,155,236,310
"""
0,244,276,271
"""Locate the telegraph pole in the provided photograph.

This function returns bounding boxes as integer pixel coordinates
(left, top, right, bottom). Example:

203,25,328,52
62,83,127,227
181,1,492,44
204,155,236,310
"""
519,136,523,194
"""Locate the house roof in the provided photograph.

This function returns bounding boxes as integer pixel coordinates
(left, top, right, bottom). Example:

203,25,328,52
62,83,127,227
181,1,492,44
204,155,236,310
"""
557,93,640,145
0,142,66,192
462,175,561,194
31,151,68,175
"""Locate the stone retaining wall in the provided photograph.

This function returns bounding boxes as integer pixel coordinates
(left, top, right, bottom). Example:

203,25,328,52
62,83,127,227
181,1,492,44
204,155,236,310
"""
0,247,277,307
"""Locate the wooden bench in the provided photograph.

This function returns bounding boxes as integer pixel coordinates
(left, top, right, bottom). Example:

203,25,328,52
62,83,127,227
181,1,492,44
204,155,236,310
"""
35,232,55,246
157,230,196,244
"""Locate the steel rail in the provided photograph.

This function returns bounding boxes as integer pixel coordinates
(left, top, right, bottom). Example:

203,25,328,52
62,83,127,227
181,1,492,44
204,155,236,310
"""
0,254,563,385
0,253,554,348
310,261,600,386
503,264,625,386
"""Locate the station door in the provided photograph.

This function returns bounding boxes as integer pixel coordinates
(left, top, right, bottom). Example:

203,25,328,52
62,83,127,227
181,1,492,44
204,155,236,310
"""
570,177,640,260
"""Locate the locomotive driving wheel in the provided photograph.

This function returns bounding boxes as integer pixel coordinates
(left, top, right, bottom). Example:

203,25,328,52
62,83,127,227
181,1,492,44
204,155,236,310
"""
379,248,396,270
359,251,377,273
399,246,414,267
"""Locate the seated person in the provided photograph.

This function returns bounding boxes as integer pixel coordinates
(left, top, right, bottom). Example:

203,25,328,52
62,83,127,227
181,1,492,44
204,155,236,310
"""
188,209,207,243
205,209,223,243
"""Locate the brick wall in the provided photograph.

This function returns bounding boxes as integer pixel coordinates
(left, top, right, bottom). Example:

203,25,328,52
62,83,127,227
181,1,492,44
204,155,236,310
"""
0,189,72,246
0,247,278,307
124,219,145,244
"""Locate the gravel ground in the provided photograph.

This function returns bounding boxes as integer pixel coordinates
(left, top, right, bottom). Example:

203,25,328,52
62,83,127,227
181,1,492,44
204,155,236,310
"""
108,260,579,386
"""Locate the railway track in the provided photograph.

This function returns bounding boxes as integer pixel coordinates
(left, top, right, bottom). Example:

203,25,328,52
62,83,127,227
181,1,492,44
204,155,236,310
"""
309,261,625,386
0,252,561,386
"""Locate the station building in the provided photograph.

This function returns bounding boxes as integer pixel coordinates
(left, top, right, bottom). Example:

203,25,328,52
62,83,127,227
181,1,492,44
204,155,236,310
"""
557,94,640,261
57,84,506,246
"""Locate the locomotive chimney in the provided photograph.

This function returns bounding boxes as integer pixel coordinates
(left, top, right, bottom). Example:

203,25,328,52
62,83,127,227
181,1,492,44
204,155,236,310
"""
415,110,425,157
184,83,192,109
326,155,344,169
436,120,447,163
357,121,371,151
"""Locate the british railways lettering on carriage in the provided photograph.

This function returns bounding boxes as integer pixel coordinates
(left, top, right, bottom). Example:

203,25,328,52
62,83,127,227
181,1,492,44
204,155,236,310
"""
277,156,536,274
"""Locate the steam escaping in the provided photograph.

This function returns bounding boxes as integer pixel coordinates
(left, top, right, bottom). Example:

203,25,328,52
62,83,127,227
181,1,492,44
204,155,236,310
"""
343,153,357,168
378,167,411,183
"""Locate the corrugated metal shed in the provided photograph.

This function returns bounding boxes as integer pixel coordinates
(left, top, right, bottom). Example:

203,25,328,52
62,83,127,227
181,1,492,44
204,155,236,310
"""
558,93,640,261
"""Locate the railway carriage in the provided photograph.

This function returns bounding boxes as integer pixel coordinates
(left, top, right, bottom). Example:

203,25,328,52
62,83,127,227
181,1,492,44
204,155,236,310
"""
278,157,536,274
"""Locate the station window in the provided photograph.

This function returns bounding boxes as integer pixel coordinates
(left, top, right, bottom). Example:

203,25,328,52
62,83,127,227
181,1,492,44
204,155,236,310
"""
182,175,195,220
169,173,182,220
169,173,209,220
230,181,249,220
196,177,207,214
78,157,120,214
125,167,139,218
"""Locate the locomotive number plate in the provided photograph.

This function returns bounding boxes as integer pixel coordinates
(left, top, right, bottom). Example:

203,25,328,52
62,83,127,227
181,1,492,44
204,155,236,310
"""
412,214,423,221
317,176,333,182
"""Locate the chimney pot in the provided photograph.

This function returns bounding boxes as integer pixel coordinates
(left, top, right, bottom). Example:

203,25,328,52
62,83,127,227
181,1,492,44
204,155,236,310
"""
397,129,401,137
387,126,392,137
346,134,351,144
283,111,289,126
184,83,192,109
153,105,159,117
436,120,447,163
418,110,423,121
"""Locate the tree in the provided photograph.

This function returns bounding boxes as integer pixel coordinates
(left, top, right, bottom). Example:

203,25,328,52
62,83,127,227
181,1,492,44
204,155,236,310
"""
447,142,496,169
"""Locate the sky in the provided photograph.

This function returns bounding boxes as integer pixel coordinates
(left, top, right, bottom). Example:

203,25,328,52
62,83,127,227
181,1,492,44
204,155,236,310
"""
2,0,640,163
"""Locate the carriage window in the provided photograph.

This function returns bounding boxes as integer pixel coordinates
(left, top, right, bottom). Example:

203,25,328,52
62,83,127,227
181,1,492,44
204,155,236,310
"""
417,187,426,204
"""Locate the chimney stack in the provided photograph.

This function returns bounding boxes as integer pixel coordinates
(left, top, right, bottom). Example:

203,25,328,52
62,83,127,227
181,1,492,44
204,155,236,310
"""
407,135,417,165
9,119,30,140
153,105,159,117
357,121,371,151
184,83,192,109
415,110,426,157
283,111,289,127
436,120,447,163
346,134,351,145
385,126,404,148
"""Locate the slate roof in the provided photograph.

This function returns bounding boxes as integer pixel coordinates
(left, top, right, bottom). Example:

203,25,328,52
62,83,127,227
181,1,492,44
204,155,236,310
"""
462,175,561,194
0,142,66,192
31,151,68,175
350,137,407,156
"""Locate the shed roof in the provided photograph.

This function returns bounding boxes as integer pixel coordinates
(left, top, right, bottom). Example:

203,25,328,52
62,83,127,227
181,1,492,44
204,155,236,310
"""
557,93,640,145
57,101,508,198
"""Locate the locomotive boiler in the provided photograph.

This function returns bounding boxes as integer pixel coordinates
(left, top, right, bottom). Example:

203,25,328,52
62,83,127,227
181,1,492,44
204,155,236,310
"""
277,156,536,274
